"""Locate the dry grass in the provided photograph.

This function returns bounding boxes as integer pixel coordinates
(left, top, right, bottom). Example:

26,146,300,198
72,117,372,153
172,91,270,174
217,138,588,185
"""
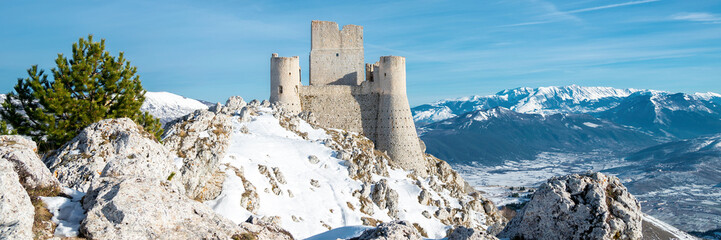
360,217,381,227
25,186,64,239
413,223,428,238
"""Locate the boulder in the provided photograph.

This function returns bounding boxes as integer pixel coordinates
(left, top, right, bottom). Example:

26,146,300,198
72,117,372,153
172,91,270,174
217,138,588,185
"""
163,110,232,200
0,135,60,190
446,226,498,240
0,159,33,240
260,99,271,107
45,118,176,192
81,176,246,239
223,96,247,113
499,172,643,240
351,221,424,240
371,179,400,218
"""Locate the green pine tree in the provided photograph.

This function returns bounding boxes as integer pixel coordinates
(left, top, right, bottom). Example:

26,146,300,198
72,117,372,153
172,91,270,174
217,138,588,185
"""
1,35,162,152
0,120,16,135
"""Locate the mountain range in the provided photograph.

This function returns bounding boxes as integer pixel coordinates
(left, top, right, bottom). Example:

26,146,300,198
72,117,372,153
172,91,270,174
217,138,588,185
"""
412,85,721,237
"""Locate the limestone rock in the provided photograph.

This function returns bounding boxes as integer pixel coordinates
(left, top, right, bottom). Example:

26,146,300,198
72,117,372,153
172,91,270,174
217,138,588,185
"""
46,118,175,192
418,189,432,205
260,99,271,107
0,135,60,190
371,179,400,218
238,106,256,122
81,176,246,239
0,159,33,240
163,110,232,200
308,155,320,164
240,216,294,240
446,226,498,240
223,96,247,113
210,102,223,113
499,172,643,240
351,221,424,240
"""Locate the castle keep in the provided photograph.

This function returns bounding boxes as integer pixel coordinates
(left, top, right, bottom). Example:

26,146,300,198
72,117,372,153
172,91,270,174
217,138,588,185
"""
270,20,425,174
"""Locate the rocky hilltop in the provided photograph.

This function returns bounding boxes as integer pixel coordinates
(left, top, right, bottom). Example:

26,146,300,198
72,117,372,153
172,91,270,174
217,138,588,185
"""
0,94,696,239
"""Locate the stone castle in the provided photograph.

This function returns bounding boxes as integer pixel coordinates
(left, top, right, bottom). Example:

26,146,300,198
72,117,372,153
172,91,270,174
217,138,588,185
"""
269,20,426,174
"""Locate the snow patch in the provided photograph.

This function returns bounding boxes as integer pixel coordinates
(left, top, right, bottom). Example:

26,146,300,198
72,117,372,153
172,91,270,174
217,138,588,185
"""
583,122,600,128
41,188,86,237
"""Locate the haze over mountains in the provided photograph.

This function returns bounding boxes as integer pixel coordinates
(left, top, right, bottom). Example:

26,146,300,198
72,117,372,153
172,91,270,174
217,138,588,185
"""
412,85,721,237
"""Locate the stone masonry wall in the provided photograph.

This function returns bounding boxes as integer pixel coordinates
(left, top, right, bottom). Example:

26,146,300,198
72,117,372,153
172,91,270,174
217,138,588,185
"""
299,84,378,140
309,20,364,86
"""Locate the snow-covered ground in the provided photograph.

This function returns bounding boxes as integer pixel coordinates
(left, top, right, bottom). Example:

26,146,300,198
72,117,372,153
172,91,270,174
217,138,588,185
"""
643,214,698,240
453,151,629,188
141,91,209,125
205,108,478,239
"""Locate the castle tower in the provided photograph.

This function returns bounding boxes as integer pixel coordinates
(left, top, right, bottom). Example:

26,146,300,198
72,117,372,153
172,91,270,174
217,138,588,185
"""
373,56,427,175
309,20,364,86
270,53,302,114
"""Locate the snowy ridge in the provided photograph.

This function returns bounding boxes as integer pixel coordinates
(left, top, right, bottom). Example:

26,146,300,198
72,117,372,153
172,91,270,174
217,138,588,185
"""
413,85,647,123
141,91,209,125
412,85,721,126
469,107,514,122
205,108,493,239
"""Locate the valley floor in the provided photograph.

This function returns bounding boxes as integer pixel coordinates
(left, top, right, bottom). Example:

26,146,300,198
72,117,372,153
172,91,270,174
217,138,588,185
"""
452,151,721,239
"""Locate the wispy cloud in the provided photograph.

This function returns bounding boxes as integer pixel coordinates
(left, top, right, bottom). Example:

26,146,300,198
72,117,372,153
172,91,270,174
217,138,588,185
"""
671,12,721,24
564,0,660,14
496,0,579,28
499,0,660,28
497,20,554,28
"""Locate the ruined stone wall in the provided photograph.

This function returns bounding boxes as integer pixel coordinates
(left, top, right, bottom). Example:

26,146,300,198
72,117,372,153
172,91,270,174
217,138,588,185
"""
309,20,364,86
299,84,378,140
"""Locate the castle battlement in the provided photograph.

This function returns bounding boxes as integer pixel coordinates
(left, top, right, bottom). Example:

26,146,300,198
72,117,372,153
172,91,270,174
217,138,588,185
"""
310,20,365,86
270,21,427,176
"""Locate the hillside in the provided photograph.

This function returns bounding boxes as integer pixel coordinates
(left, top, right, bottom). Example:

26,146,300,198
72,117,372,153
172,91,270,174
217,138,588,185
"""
140,91,209,125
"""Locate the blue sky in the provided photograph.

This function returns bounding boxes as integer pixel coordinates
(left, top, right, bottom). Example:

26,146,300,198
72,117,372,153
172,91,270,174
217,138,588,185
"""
1,0,720,106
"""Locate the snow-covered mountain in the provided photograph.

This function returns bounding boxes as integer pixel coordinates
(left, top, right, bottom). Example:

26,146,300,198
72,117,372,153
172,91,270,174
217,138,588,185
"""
141,91,209,125
413,85,721,239
419,107,658,166
413,85,643,124
413,85,721,139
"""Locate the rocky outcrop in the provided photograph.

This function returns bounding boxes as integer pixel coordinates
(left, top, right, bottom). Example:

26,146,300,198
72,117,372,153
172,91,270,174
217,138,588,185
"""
499,172,643,240
371,179,400,218
45,118,176,191
0,135,60,190
163,109,232,201
323,129,391,183
446,226,498,240
0,158,34,240
223,96,247,114
351,221,424,240
240,216,294,240
275,110,505,236
81,176,246,239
